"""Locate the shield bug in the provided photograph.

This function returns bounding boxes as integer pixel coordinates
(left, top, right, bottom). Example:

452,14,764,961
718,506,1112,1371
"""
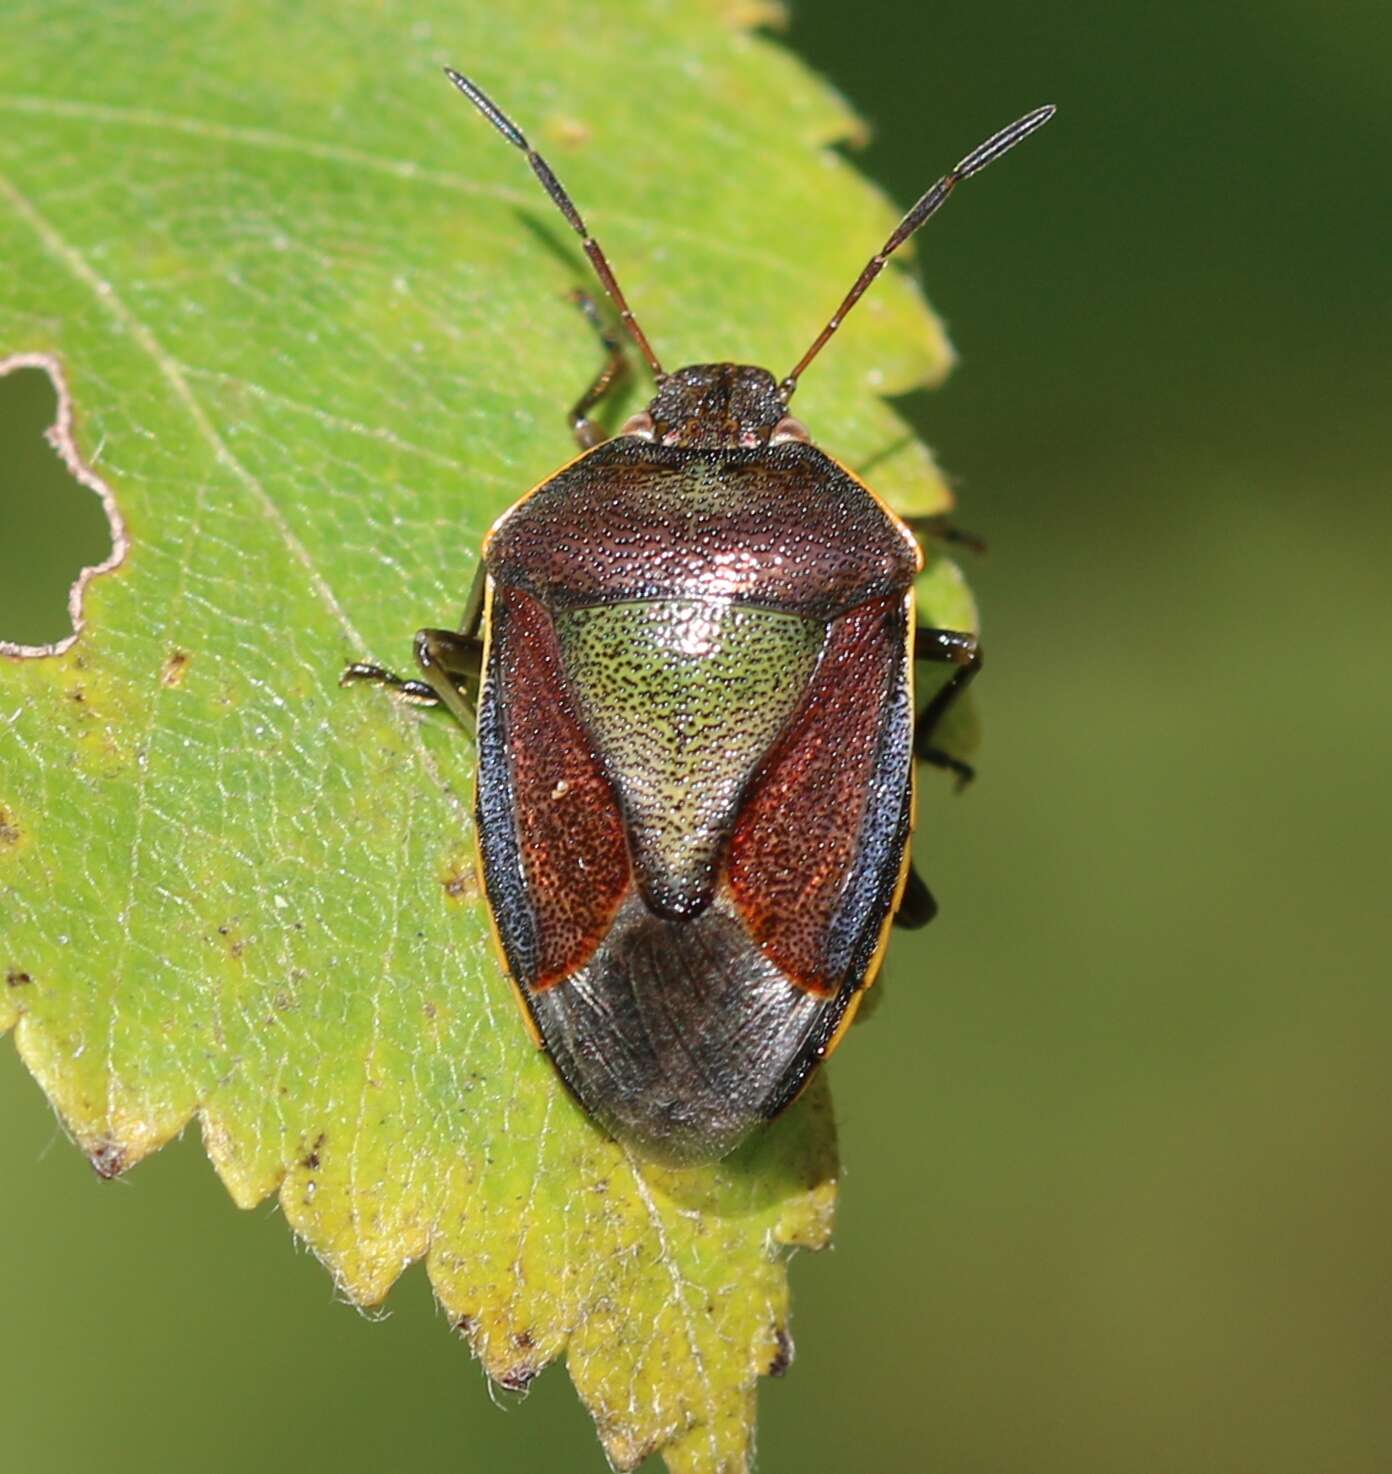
342,70,1053,1163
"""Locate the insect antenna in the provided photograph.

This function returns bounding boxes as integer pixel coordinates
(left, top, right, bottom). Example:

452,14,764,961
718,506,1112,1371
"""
780,104,1055,400
443,68,666,381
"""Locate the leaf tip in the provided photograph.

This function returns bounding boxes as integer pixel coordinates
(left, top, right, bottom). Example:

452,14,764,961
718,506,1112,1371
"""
709,0,790,32
85,1138,129,1180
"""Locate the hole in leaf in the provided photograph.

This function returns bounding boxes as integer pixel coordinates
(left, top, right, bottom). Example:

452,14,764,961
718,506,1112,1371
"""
0,356,125,654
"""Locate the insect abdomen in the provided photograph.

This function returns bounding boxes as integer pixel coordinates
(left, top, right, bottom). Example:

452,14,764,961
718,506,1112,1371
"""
476,573,915,1162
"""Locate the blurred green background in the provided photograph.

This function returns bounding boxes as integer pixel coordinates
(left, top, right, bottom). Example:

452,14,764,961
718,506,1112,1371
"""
2,0,1389,1470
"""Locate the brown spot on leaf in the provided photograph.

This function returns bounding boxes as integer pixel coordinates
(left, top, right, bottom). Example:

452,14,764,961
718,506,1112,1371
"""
88,1140,127,1179
453,1313,477,1337
439,843,478,903
497,1364,537,1393
303,1133,325,1171
6,970,32,987
0,807,20,847
216,922,246,959
767,1327,794,1378
161,648,191,687
441,868,475,902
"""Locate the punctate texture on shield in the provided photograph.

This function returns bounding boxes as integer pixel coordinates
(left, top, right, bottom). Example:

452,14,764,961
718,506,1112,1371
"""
476,436,922,1162
555,597,824,918
485,438,920,613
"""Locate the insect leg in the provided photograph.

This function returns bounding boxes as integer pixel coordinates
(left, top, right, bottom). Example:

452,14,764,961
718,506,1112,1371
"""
913,627,982,790
459,562,486,640
904,513,988,556
567,289,630,449
339,662,443,707
341,568,488,720
894,861,939,931
896,629,980,930
413,628,484,729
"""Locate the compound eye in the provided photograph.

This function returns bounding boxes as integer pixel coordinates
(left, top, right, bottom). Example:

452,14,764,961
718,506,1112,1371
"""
768,415,810,445
619,412,656,440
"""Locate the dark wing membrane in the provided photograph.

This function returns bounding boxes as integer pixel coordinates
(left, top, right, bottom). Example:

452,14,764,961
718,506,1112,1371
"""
526,892,835,1164
727,594,914,996
475,584,630,991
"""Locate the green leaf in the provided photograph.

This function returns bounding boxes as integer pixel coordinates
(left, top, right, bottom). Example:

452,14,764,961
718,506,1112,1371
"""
0,2,968,1468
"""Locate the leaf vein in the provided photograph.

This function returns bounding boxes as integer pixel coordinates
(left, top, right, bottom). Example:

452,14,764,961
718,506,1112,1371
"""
0,91,838,286
0,168,470,821
627,1159,721,1461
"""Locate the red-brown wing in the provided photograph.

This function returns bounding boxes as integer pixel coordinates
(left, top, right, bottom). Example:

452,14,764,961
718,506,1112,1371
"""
726,595,910,996
490,585,630,989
